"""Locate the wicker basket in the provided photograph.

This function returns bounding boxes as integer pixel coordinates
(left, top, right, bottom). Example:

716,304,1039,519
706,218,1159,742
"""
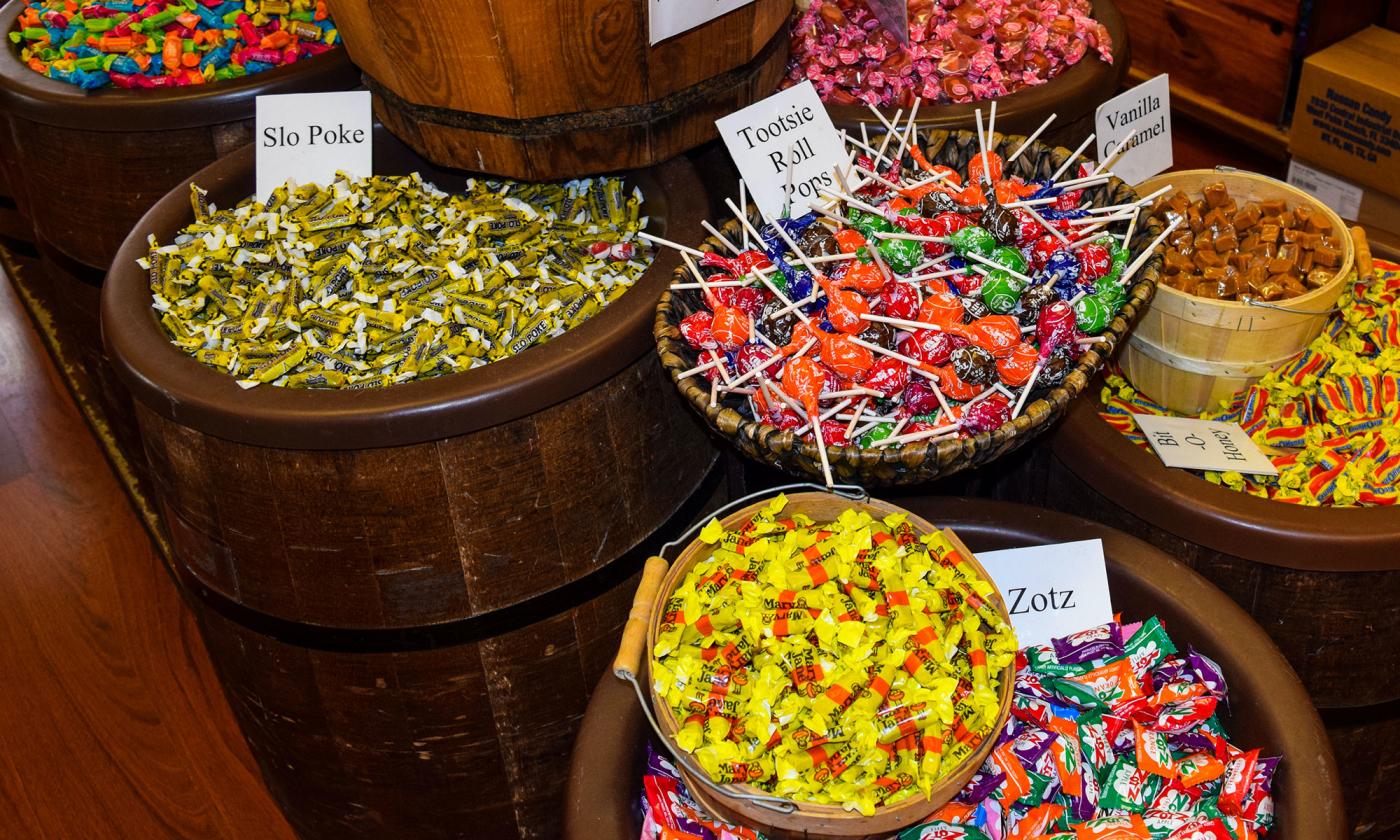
653,129,1164,486
612,490,1016,840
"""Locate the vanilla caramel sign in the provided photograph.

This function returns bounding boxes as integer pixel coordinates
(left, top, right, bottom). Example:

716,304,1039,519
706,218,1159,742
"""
1095,73,1173,185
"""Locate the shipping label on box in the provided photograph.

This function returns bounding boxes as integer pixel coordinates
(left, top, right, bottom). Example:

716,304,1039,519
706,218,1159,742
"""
1289,27,1400,200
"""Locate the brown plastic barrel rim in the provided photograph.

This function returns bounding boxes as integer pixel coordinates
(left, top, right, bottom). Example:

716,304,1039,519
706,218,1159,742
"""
1051,388,1400,573
654,129,1164,487
0,0,360,131
100,126,708,451
359,22,788,138
822,0,1129,133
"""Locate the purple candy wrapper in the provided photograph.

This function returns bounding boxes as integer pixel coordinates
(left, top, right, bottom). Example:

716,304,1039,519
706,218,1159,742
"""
1012,728,1056,767
1254,756,1282,793
957,767,1007,803
1052,622,1123,665
1152,655,1192,691
1188,645,1229,698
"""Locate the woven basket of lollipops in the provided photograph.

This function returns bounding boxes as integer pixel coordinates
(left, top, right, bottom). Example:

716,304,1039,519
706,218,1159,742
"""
653,121,1166,486
610,488,1018,840
785,0,1129,152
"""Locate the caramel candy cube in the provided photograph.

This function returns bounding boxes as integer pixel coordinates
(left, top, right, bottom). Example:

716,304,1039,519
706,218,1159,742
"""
1243,263,1269,292
1293,205,1313,229
1306,268,1335,288
1203,208,1230,231
1203,181,1231,208
1300,250,1314,272
1228,251,1252,271
1193,281,1224,299
1233,202,1262,230
1278,209,1296,229
1194,249,1225,270
1168,229,1194,250
1259,198,1286,216
1167,191,1191,216
1241,232,1260,252
1279,276,1308,298
1214,224,1239,252
1281,227,1303,244
1257,223,1281,244
1307,213,1330,233
1257,279,1287,300
1186,205,1204,231
1313,244,1341,267
1164,248,1194,274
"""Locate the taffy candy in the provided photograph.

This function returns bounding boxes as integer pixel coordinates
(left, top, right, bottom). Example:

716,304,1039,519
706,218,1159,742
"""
900,615,1278,839
142,171,650,388
671,129,1143,456
785,0,1113,108
651,495,1017,815
1102,259,1400,506
10,0,338,90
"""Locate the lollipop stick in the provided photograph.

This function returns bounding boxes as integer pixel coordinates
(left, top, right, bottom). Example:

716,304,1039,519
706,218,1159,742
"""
783,142,796,218
1050,133,1096,183
701,219,739,254
1119,217,1182,287
638,231,705,257
1011,361,1043,419
1006,112,1057,164
738,180,750,248
810,409,834,488
1023,204,1069,245
974,107,991,186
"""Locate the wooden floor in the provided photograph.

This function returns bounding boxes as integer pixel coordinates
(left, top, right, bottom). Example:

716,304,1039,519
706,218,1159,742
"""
0,262,294,840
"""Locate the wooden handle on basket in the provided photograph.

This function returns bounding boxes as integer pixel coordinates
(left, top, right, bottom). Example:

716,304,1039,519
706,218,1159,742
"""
613,555,670,680
1352,226,1374,284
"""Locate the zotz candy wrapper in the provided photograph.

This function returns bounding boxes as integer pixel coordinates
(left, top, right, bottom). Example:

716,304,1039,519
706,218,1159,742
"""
10,1,339,90
641,743,764,840
650,494,1018,815
141,171,651,389
1101,258,1400,506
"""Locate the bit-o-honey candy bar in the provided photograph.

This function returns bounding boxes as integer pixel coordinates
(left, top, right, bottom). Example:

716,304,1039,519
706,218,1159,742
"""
140,172,651,389
650,494,1017,816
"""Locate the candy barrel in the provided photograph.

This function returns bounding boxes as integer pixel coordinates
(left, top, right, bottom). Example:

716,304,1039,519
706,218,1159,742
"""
101,131,719,839
1036,396,1400,838
0,0,358,483
328,0,791,181
810,0,1129,150
565,497,1345,840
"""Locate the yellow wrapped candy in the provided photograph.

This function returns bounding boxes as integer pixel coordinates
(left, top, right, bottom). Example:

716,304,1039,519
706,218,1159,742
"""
652,495,1016,815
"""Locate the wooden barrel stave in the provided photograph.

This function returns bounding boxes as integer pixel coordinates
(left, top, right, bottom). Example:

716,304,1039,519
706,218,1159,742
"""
333,0,791,179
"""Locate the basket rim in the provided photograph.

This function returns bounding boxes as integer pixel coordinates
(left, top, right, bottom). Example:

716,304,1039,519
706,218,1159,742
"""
653,128,1164,483
644,492,1016,831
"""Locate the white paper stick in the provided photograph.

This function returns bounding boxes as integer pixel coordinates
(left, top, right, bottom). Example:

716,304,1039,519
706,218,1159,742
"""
1006,112,1057,164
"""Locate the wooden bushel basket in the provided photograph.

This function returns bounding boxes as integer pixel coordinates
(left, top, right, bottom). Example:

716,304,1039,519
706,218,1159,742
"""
1122,169,1356,414
612,487,1015,840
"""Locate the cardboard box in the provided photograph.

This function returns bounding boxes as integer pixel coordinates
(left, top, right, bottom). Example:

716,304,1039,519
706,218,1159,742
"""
1289,26,1400,200
1288,157,1400,259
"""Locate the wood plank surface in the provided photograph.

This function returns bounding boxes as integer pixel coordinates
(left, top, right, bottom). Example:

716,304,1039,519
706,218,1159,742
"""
0,259,293,840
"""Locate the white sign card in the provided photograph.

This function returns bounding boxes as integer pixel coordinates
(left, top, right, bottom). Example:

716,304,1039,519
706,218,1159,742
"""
1094,73,1172,185
650,0,755,44
976,539,1113,649
256,91,372,201
1287,159,1363,219
715,81,848,221
1132,414,1279,476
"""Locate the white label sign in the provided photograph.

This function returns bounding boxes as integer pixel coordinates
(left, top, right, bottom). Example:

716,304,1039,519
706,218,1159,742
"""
1095,73,1172,185
715,81,848,221
977,540,1113,649
1287,159,1363,219
1132,414,1279,475
650,0,754,44
256,91,372,201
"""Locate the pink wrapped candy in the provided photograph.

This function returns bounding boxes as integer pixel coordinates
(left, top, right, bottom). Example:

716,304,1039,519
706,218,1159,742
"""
785,0,1114,108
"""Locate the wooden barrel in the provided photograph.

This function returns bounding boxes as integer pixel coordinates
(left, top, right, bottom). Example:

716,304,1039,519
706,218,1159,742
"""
101,132,720,839
0,0,359,484
1122,170,1354,414
565,496,1346,840
821,0,1128,151
1029,395,1400,838
328,0,791,181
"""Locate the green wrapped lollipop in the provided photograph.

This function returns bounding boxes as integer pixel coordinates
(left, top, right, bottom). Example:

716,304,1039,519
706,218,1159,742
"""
981,271,1026,314
949,226,997,260
1074,292,1114,333
988,245,1028,275
859,422,895,447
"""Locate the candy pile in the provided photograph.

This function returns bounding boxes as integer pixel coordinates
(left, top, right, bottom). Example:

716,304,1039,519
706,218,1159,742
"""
899,616,1277,839
642,616,1280,840
1102,259,1400,506
9,0,338,90
784,0,1113,108
1152,183,1344,302
667,121,1164,478
651,495,1018,815
143,172,650,389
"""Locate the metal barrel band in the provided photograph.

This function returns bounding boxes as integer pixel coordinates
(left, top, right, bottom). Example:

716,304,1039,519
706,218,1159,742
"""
622,481,870,815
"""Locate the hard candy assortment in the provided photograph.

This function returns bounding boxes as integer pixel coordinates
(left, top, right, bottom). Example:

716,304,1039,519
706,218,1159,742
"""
1102,259,1400,506
651,495,1017,815
1152,183,1344,302
642,616,1280,840
10,0,338,90
671,124,1160,470
142,172,650,389
784,0,1113,108
898,615,1277,839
